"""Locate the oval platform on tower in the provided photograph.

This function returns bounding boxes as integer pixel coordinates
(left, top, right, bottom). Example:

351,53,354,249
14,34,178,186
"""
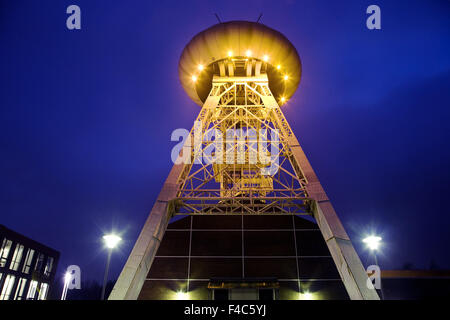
178,21,302,106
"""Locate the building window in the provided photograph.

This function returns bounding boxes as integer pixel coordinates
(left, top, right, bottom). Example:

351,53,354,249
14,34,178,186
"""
38,283,49,300
26,280,39,300
22,248,35,274
44,257,54,277
0,274,16,300
13,278,28,300
34,253,45,273
9,244,24,271
0,239,13,267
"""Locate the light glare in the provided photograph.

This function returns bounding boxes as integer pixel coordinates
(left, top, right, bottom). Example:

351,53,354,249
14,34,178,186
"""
197,64,204,71
263,55,269,62
175,291,189,300
103,234,122,249
363,235,382,251
300,291,314,300
246,50,252,56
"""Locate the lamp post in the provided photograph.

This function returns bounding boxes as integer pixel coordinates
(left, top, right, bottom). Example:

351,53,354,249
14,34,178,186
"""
363,235,384,299
101,234,121,300
61,272,71,300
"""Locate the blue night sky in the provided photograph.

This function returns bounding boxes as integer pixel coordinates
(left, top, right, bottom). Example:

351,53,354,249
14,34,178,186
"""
1,0,449,284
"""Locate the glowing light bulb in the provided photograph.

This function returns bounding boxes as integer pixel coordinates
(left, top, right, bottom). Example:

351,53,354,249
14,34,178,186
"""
284,75,289,81
246,50,252,56
228,50,233,57
103,234,122,249
277,65,281,70
175,291,189,300
281,97,286,103
197,64,204,71
363,235,382,251
191,75,197,82
263,55,269,62
301,292,313,300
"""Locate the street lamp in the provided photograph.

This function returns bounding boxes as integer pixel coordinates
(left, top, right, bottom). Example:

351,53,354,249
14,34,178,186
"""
363,235,384,299
363,235,382,251
61,272,72,300
175,291,189,300
299,291,314,300
101,233,121,300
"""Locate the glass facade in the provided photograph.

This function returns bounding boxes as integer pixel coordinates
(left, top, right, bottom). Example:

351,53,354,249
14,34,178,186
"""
22,249,35,274
10,244,24,271
34,253,45,273
13,278,27,300
0,275,15,300
0,225,59,300
27,280,38,300
38,283,49,300
44,257,54,277
0,239,12,268
138,215,348,300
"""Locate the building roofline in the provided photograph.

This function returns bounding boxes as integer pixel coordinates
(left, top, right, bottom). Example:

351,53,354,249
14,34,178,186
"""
0,224,60,257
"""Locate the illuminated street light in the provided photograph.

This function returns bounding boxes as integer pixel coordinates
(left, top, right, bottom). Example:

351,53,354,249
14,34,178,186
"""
175,291,189,300
363,235,382,251
101,233,122,300
103,234,122,249
299,291,314,300
363,234,384,299
61,272,71,300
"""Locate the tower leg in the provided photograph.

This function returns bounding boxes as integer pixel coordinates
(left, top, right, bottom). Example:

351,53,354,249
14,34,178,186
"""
108,176,180,300
108,102,214,300
292,143,379,300
313,201,380,300
269,103,379,300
